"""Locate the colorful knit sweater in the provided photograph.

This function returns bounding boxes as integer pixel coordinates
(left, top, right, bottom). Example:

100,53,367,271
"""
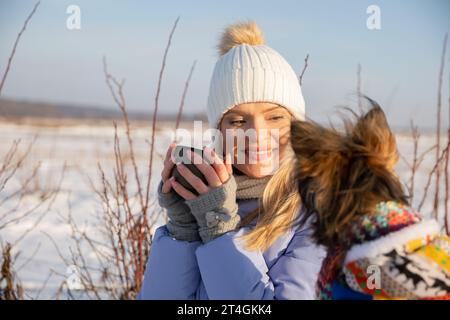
317,201,450,300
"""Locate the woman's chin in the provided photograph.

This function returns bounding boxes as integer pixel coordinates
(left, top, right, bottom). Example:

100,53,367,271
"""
235,162,278,178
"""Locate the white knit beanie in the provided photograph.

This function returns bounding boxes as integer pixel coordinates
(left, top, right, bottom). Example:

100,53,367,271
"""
206,21,305,129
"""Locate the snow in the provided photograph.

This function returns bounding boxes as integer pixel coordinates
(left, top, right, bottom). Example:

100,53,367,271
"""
0,120,448,299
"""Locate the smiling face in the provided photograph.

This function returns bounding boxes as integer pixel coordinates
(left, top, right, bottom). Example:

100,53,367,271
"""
219,102,293,178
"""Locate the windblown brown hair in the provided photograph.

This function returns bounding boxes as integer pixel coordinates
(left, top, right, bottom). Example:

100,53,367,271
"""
290,97,409,249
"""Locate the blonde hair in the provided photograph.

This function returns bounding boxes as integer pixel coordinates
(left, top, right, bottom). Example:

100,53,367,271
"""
216,20,303,251
239,149,302,252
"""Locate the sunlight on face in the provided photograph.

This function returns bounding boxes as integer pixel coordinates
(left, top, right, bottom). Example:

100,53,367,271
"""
219,102,293,178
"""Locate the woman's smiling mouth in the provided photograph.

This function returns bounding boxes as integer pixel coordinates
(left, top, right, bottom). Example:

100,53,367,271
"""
243,148,275,162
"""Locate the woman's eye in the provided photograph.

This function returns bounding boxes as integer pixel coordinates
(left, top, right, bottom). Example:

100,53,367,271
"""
269,115,285,121
229,120,245,125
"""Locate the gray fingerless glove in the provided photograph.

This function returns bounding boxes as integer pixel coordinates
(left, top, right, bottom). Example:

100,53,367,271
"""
184,176,241,243
157,180,201,242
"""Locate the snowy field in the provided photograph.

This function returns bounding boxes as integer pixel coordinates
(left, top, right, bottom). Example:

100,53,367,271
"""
0,118,448,299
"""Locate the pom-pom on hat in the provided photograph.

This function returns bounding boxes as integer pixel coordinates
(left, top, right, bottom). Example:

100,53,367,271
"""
206,20,306,128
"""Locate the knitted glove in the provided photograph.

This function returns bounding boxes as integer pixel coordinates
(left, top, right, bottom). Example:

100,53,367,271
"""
184,175,241,244
157,180,201,242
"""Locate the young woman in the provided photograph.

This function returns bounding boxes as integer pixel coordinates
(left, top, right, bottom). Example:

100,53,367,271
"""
137,21,326,300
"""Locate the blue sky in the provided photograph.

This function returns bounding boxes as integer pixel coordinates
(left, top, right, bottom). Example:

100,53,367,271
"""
0,0,449,129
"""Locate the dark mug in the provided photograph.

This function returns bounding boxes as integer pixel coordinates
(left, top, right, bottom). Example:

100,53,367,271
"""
171,145,212,195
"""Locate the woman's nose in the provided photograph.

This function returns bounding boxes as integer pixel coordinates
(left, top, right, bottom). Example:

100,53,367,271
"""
245,117,271,145
246,116,265,132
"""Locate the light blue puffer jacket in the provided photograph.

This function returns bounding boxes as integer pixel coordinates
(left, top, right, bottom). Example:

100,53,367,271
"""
137,198,326,300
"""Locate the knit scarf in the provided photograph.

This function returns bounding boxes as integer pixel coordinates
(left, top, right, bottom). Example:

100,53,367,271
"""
316,200,422,300
233,173,272,200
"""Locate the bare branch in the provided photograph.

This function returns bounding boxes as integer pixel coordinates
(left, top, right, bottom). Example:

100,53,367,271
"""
0,1,40,95
145,16,180,210
433,32,448,219
298,54,309,86
175,59,197,131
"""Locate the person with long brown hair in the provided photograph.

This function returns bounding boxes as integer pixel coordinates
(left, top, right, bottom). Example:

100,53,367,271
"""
137,21,326,300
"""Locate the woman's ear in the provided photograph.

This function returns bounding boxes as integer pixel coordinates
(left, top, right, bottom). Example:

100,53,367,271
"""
352,100,399,170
